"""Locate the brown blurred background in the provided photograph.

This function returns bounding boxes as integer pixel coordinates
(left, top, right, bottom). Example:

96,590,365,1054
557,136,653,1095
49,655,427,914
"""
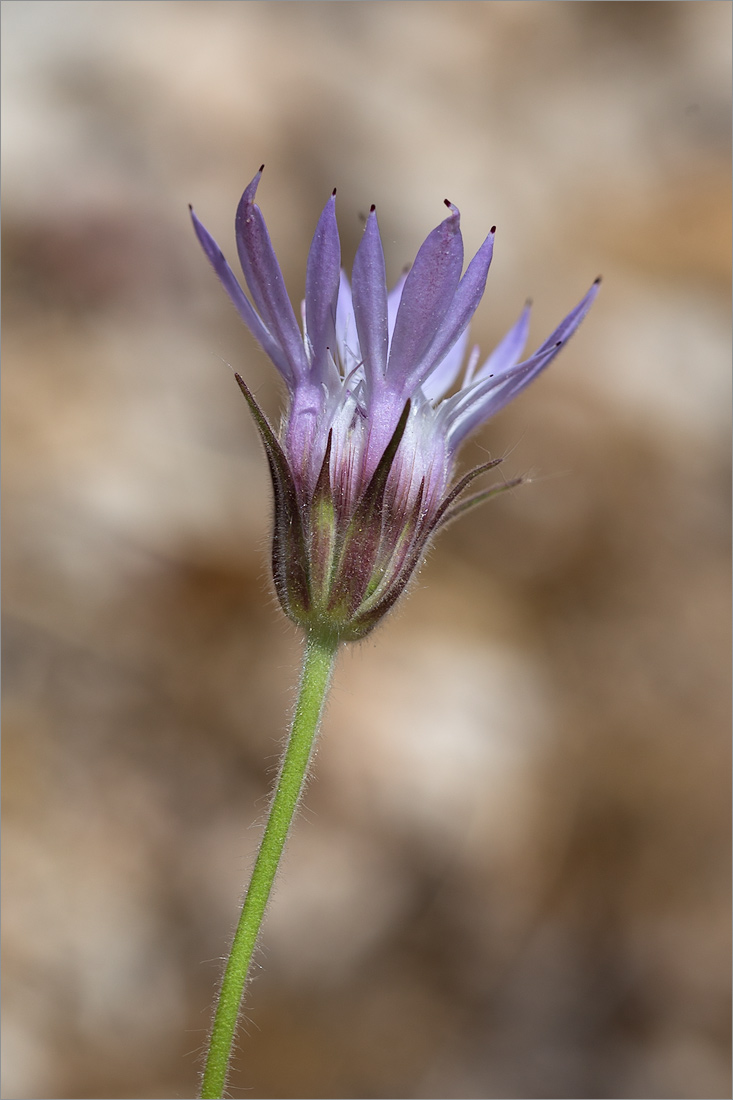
2,3,731,1098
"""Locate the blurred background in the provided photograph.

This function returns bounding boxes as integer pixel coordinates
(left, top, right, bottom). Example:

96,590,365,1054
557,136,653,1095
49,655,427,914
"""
2,2,730,1098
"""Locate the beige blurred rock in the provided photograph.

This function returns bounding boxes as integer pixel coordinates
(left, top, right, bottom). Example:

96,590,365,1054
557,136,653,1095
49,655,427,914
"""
2,2,730,1098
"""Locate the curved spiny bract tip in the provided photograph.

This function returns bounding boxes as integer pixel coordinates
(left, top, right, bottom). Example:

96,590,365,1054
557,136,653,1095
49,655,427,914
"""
233,373,310,622
430,457,505,533
438,476,525,529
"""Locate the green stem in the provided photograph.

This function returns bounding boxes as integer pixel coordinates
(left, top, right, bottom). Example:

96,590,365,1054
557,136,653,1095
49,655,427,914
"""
200,629,340,1099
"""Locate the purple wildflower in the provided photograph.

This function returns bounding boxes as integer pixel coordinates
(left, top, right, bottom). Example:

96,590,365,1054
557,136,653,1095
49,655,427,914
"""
191,167,599,641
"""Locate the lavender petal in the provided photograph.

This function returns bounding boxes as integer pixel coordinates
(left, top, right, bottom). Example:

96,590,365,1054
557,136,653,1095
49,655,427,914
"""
534,278,601,356
444,280,600,450
305,191,341,385
351,208,389,389
471,300,531,385
387,203,464,392
401,227,495,396
190,206,294,385
386,270,408,343
235,169,308,380
421,327,470,404
335,270,361,374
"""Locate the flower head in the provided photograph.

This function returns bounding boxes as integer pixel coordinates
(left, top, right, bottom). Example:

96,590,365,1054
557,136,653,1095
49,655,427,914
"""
191,168,599,641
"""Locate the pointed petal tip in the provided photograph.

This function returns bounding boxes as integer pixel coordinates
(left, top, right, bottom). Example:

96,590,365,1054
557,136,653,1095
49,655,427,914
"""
490,225,497,234
189,206,218,252
442,199,461,223
241,166,265,209
189,205,209,241
593,275,602,285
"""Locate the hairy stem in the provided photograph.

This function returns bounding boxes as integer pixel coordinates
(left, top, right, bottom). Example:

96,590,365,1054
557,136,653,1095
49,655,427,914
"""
200,630,340,1099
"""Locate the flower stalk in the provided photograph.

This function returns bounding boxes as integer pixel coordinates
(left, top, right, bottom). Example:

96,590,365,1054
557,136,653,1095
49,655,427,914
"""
190,168,599,1096
200,630,339,1099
